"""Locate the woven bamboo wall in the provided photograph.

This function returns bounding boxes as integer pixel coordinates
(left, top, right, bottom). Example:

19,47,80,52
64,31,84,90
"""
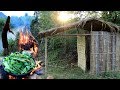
90,31,120,74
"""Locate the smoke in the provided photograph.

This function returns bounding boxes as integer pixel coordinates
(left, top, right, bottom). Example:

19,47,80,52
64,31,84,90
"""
10,14,34,29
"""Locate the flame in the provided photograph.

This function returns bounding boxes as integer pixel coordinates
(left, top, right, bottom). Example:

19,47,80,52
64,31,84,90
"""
19,30,29,44
9,75,16,79
18,29,38,58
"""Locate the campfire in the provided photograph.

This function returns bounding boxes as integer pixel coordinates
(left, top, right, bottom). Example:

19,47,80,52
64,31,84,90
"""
7,28,40,79
18,28,39,58
0,27,43,79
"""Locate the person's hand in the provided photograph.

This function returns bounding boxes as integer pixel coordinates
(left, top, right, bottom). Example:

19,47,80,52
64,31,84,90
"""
9,30,14,35
11,31,14,35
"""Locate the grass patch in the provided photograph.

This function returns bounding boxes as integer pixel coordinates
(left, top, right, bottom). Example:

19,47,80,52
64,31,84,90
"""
45,58,99,79
46,63,120,79
45,54,120,79
98,71,120,79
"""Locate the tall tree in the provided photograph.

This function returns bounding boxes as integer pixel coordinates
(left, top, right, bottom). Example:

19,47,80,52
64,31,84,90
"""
101,11,120,25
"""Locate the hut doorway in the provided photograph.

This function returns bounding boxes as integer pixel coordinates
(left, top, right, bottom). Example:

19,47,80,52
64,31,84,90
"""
85,35,91,72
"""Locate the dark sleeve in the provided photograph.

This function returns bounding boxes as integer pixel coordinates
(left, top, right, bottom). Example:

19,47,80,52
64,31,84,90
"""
3,24,10,32
8,24,10,32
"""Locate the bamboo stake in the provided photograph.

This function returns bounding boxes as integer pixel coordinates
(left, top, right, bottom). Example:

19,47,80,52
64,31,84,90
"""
45,37,48,76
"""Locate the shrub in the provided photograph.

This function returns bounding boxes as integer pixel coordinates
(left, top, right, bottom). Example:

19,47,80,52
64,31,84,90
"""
0,18,5,31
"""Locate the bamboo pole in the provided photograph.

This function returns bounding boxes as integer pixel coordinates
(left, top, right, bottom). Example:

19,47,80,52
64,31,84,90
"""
54,34,117,36
45,37,48,76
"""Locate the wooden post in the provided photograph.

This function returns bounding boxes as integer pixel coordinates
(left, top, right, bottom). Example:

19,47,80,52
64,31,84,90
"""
45,37,48,76
77,35,86,71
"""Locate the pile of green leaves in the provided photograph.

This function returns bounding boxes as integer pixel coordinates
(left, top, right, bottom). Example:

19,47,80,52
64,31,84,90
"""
2,52,35,75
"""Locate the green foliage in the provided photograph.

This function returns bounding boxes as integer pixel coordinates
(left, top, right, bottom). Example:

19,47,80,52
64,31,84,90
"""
31,11,78,64
101,11,120,25
99,71,120,79
0,18,5,31
2,52,35,75
39,11,55,31
8,39,17,53
31,11,55,41
8,32,19,53
30,11,56,55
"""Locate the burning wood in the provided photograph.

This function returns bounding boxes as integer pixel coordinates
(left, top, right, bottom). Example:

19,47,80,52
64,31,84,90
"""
18,28,39,58
9,75,16,79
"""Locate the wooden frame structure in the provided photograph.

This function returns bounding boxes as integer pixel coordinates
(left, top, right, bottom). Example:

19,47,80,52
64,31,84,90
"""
38,18,120,74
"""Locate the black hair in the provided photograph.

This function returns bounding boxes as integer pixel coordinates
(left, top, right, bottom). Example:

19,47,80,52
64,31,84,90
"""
6,16,10,24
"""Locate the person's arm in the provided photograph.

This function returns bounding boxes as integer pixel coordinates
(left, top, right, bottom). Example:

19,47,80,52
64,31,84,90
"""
8,24,14,34
9,30,14,35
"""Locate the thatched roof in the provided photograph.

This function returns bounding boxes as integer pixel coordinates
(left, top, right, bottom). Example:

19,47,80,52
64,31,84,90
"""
38,18,120,38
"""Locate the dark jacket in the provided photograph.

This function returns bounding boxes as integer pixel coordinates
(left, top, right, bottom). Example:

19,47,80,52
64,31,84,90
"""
2,23,10,48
